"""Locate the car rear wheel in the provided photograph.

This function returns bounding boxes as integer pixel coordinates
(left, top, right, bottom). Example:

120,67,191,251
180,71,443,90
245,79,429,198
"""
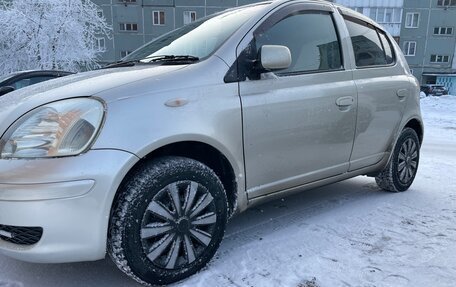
108,156,228,285
375,128,420,192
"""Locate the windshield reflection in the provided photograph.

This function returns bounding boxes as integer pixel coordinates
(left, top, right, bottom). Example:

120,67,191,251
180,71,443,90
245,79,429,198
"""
124,5,265,62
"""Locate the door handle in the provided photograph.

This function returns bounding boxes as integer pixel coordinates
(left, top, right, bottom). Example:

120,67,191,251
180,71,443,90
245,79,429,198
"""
336,96,354,107
397,89,409,99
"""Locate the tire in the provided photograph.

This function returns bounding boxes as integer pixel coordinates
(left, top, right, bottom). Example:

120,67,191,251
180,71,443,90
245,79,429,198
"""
375,128,420,192
108,156,228,286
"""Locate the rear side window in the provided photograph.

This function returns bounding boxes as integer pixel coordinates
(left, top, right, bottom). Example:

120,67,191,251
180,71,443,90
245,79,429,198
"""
378,31,394,64
254,11,343,75
344,18,394,67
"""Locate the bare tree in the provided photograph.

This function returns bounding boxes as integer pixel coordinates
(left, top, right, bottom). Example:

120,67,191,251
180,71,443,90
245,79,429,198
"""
0,0,111,74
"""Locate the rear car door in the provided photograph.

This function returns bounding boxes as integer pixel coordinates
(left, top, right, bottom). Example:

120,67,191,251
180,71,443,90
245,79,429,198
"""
341,12,410,171
236,3,357,198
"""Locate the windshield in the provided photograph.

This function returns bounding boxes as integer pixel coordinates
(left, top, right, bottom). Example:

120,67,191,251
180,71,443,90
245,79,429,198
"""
123,5,265,62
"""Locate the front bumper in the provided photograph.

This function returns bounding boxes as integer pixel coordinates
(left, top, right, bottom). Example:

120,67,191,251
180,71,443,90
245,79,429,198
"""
0,149,138,263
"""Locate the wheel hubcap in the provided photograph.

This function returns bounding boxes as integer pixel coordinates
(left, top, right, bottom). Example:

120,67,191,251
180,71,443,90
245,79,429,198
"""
397,138,418,184
140,181,217,269
177,218,190,233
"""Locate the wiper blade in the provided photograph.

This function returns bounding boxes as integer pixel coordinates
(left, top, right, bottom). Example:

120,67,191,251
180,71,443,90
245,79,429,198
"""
102,60,138,69
102,55,199,69
145,55,200,63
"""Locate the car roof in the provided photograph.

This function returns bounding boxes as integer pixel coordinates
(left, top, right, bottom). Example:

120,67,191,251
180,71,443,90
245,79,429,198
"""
267,0,386,32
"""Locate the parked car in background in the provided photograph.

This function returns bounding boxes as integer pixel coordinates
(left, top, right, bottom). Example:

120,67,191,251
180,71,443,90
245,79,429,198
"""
0,70,74,96
420,84,448,96
420,85,432,96
0,1,423,285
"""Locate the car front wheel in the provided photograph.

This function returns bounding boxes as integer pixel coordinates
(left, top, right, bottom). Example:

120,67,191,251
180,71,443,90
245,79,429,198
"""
375,128,420,192
108,156,228,285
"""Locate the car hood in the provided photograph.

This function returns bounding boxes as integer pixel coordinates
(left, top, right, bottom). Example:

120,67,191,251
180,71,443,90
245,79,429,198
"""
0,64,187,135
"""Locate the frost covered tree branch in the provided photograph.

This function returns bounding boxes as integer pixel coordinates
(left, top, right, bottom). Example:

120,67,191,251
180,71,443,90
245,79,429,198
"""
0,0,111,74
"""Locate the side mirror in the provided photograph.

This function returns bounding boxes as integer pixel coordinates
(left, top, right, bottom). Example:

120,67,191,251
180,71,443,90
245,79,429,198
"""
0,86,15,96
259,45,292,71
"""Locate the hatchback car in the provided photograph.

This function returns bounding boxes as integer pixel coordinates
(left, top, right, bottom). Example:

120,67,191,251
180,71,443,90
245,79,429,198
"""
0,70,74,96
0,1,423,285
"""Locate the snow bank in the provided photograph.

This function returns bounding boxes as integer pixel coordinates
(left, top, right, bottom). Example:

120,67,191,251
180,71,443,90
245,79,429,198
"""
420,95,456,143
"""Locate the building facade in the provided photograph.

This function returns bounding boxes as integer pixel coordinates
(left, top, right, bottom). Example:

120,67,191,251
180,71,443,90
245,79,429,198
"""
93,0,406,64
94,0,456,94
91,0,261,64
400,0,456,93
93,0,406,63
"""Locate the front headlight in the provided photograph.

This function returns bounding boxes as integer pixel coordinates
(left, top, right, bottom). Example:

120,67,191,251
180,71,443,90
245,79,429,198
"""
0,98,105,159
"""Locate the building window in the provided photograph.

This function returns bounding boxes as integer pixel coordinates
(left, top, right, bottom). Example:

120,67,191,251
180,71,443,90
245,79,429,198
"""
97,10,103,18
405,13,419,28
183,11,197,25
95,38,105,51
119,23,138,32
120,51,132,58
351,7,364,14
369,8,402,23
430,54,450,63
384,8,393,22
434,27,454,35
437,0,456,6
153,11,165,25
403,41,416,56
377,8,385,22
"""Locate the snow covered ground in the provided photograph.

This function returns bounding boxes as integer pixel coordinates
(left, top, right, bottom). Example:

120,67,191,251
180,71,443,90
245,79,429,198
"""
1,96,455,287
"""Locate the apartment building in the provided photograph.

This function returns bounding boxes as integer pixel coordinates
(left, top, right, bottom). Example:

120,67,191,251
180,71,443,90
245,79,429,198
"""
93,0,407,64
400,0,456,93
91,0,260,64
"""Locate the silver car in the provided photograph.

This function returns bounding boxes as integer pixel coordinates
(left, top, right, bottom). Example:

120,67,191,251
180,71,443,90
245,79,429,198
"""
0,0,423,285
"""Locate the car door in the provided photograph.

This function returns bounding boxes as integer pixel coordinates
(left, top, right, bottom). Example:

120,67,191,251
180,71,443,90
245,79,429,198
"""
235,3,357,198
341,13,410,171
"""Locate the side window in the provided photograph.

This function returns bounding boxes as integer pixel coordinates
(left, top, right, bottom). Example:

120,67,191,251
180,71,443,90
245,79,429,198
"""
344,18,392,67
11,78,31,89
28,76,56,85
254,11,342,75
11,76,55,90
